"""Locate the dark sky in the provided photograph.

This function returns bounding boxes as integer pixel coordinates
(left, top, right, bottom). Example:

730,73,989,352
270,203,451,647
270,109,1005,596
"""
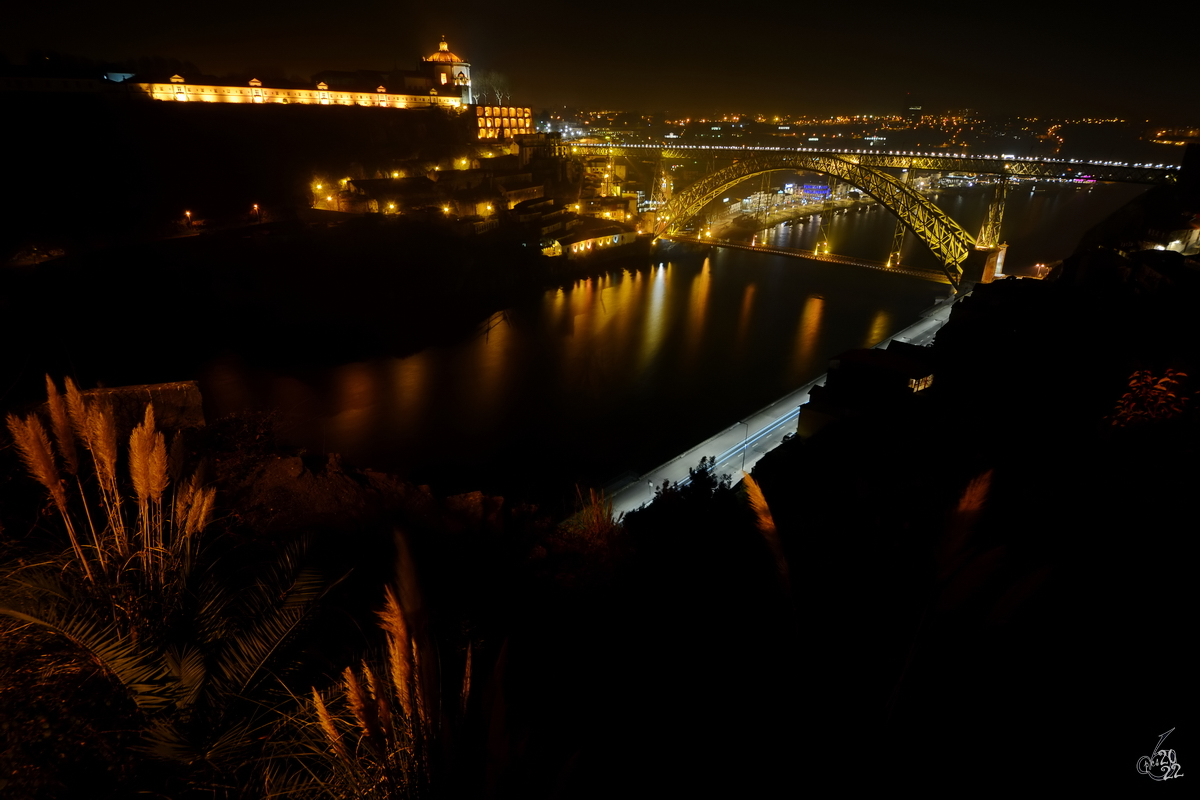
3,1,1193,120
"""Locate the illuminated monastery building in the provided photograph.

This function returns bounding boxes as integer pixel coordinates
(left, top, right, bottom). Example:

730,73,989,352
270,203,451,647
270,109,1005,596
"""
2,38,530,140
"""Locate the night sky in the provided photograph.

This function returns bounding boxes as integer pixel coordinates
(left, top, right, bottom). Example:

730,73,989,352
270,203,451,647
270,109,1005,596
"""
3,1,1193,119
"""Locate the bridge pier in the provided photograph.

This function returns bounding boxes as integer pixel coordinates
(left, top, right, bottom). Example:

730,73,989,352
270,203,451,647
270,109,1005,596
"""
960,244,1008,284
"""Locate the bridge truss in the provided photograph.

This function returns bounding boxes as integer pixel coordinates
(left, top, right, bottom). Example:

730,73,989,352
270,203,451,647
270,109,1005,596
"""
655,153,977,287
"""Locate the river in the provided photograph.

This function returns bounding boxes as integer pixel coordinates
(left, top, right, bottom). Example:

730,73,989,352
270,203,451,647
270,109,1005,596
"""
198,181,1148,508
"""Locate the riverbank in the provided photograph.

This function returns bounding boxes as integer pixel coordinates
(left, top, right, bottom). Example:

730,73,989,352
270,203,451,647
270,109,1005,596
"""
0,216,655,411
608,288,962,514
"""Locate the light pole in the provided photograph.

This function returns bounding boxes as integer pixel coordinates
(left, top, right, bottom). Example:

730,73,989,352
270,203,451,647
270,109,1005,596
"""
741,420,750,471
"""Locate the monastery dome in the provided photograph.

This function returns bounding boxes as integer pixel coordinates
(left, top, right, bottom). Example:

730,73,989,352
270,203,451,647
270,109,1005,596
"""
426,37,462,63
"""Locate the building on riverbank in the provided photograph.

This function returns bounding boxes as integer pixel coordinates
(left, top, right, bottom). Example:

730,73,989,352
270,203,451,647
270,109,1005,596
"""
0,37,542,143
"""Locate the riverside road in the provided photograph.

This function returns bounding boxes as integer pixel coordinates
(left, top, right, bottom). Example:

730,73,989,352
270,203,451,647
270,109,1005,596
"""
609,289,964,516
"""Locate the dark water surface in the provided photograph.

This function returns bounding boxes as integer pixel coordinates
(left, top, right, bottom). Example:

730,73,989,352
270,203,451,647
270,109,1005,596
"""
200,182,1148,505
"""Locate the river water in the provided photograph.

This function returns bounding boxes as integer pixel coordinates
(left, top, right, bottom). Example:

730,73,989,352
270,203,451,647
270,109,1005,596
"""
199,181,1148,506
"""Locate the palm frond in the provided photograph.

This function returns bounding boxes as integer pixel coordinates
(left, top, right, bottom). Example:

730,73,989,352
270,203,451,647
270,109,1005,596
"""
208,542,344,699
164,643,208,712
0,602,174,711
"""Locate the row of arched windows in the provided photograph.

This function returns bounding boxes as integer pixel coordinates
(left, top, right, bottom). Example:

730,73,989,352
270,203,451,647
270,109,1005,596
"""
476,106,531,119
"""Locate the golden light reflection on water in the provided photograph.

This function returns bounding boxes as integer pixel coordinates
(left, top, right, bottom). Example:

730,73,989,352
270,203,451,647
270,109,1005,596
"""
474,311,511,420
639,264,668,373
683,258,712,365
389,350,431,435
552,285,566,331
331,362,378,450
609,269,636,359
865,308,892,347
791,294,825,380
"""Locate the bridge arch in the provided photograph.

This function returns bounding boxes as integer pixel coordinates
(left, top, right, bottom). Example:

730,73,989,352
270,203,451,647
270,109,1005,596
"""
654,153,976,286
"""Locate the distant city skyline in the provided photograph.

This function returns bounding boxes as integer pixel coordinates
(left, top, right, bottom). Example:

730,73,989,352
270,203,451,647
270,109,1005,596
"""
3,1,1193,121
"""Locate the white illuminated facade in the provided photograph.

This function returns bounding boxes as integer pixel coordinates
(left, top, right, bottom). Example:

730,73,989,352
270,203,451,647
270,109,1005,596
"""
138,38,473,111
140,74,463,110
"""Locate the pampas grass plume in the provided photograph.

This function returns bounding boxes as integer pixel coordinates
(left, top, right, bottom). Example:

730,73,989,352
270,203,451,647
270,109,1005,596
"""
149,432,168,503
44,375,78,476
743,472,790,592
312,688,348,760
380,587,414,721
129,404,156,503
64,376,88,442
7,413,66,512
87,399,119,490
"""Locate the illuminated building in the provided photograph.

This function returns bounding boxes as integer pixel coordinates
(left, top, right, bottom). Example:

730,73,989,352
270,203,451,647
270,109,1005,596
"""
137,38,473,110
474,105,533,140
138,74,466,110
1,38,535,141
135,37,479,112
422,37,473,102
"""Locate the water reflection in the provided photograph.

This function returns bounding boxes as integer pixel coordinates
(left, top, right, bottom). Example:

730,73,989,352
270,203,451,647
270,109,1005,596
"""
389,349,431,437
474,312,512,425
684,258,713,366
864,308,892,347
190,183,1150,499
331,361,378,450
792,294,825,381
639,264,668,374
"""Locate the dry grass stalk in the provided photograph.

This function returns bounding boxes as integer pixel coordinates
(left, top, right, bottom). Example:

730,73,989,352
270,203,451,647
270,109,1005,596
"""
86,399,120,493
312,688,348,760
183,487,215,536
411,638,428,732
149,432,168,501
742,472,790,593
460,642,472,718
47,377,105,571
379,587,415,723
6,412,93,582
938,469,993,581
345,664,386,752
63,377,88,442
956,469,992,515
11,380,215,593
368,664,396,743
7,413,65,511
129,404,156,504
44,375,78,476
84,398,127,554
174,473,198,530
129,405,156,571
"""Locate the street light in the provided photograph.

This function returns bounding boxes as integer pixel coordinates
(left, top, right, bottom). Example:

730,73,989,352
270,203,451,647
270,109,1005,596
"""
185,210,191,227
741,420,750,471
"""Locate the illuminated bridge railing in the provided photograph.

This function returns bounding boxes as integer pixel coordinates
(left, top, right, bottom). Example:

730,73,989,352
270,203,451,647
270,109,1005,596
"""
567,143,1181,185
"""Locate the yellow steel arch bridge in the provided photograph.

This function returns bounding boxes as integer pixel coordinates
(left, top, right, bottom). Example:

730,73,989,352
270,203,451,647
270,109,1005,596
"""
568,143,1179,289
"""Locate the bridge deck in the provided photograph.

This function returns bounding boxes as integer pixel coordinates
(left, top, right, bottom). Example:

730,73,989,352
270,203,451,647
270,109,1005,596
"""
570,143,1180,185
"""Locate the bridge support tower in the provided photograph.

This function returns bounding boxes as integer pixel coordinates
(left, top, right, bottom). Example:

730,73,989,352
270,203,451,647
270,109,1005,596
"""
976,176,1008,249
887,168,917,267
